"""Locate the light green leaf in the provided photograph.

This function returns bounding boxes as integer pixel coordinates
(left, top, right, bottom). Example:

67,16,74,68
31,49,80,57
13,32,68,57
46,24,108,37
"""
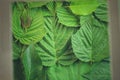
46,61,91,80
72,15,109,62
12,5,46,45
94,0,108,22
36,16,78,66
57,7,79,27
69,0,99,15
84,61,111,80
28,1,49,8
21,45,44,80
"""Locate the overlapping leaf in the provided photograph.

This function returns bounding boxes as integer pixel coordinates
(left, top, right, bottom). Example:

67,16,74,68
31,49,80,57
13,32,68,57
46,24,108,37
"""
94,0,108,22
13,59,25,80
40,7,53,17
12,5,46,45
72,15,109,62
46,61,91,80
84,61,111,80
46,1,56,15
28,1,50,8
12,38,23,60
69,0,99,15
21,45,44,80
57,7,79,27
36,16,78,66
46,1,80,27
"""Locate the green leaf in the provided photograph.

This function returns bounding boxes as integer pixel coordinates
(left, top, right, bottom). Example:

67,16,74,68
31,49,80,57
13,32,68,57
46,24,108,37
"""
94,0,108,22
15,2,24,11
72,15,109,62
84,61,111,80
13,59,25,80
36,16,78,66
46,1,63,15
46,61,91,80
12,5,46,45
21,45,44,80
56,1,63,8
46,1,56,15
57,7,79,27
12,38,23,60
28,1,49,8
20,8,31,28
69,0,99,15
40,7,53,17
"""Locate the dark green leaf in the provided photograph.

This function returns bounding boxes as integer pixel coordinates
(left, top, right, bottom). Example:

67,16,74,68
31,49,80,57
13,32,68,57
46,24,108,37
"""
84,61,111,80
21,45,44,80
13,59,25,80
72,15,109,62
12,38,23,60
46,61,91,80
94,0,108,22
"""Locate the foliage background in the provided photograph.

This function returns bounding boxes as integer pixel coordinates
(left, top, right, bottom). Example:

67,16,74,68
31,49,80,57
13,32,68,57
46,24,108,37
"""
12,0,111,80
